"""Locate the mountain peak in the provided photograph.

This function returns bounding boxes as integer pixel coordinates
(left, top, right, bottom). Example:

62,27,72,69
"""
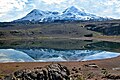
32,9,39,12
63,6,85,14
29,9,40,14
26,9,43,16
69,6,78,10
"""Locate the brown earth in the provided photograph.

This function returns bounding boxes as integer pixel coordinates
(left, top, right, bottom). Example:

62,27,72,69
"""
0,56,120,80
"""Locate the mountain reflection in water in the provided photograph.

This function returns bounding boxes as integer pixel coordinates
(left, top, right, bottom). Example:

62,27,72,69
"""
0,49,119,62
0,40,120,62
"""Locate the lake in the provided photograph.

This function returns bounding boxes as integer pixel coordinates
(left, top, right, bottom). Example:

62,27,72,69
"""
0,39,120,62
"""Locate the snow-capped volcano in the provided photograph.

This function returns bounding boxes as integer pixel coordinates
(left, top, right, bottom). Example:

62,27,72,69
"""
60,6,105,21
15,6,109,22
17,9,60,22
21,9,43,21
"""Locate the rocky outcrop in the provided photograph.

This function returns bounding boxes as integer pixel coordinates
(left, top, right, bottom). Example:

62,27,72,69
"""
85,23,120,35
4,63,70,80
3,63,120,80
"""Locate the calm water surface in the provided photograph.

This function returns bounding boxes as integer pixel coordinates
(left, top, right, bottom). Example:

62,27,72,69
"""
0,40,120,62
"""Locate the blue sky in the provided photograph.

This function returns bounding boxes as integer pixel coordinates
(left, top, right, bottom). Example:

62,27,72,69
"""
0,0,120,22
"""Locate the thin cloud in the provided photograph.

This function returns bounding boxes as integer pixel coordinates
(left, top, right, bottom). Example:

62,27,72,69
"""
41,0,65,4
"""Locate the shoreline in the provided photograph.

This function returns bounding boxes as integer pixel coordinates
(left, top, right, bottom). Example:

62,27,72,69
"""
0,36,120,43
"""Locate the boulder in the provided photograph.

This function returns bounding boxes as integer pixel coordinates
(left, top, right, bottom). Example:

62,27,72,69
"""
5,63,70,80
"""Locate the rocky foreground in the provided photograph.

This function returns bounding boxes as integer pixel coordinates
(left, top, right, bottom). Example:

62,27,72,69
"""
3,62,120,80
5,64,70,80
0,56,119,80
